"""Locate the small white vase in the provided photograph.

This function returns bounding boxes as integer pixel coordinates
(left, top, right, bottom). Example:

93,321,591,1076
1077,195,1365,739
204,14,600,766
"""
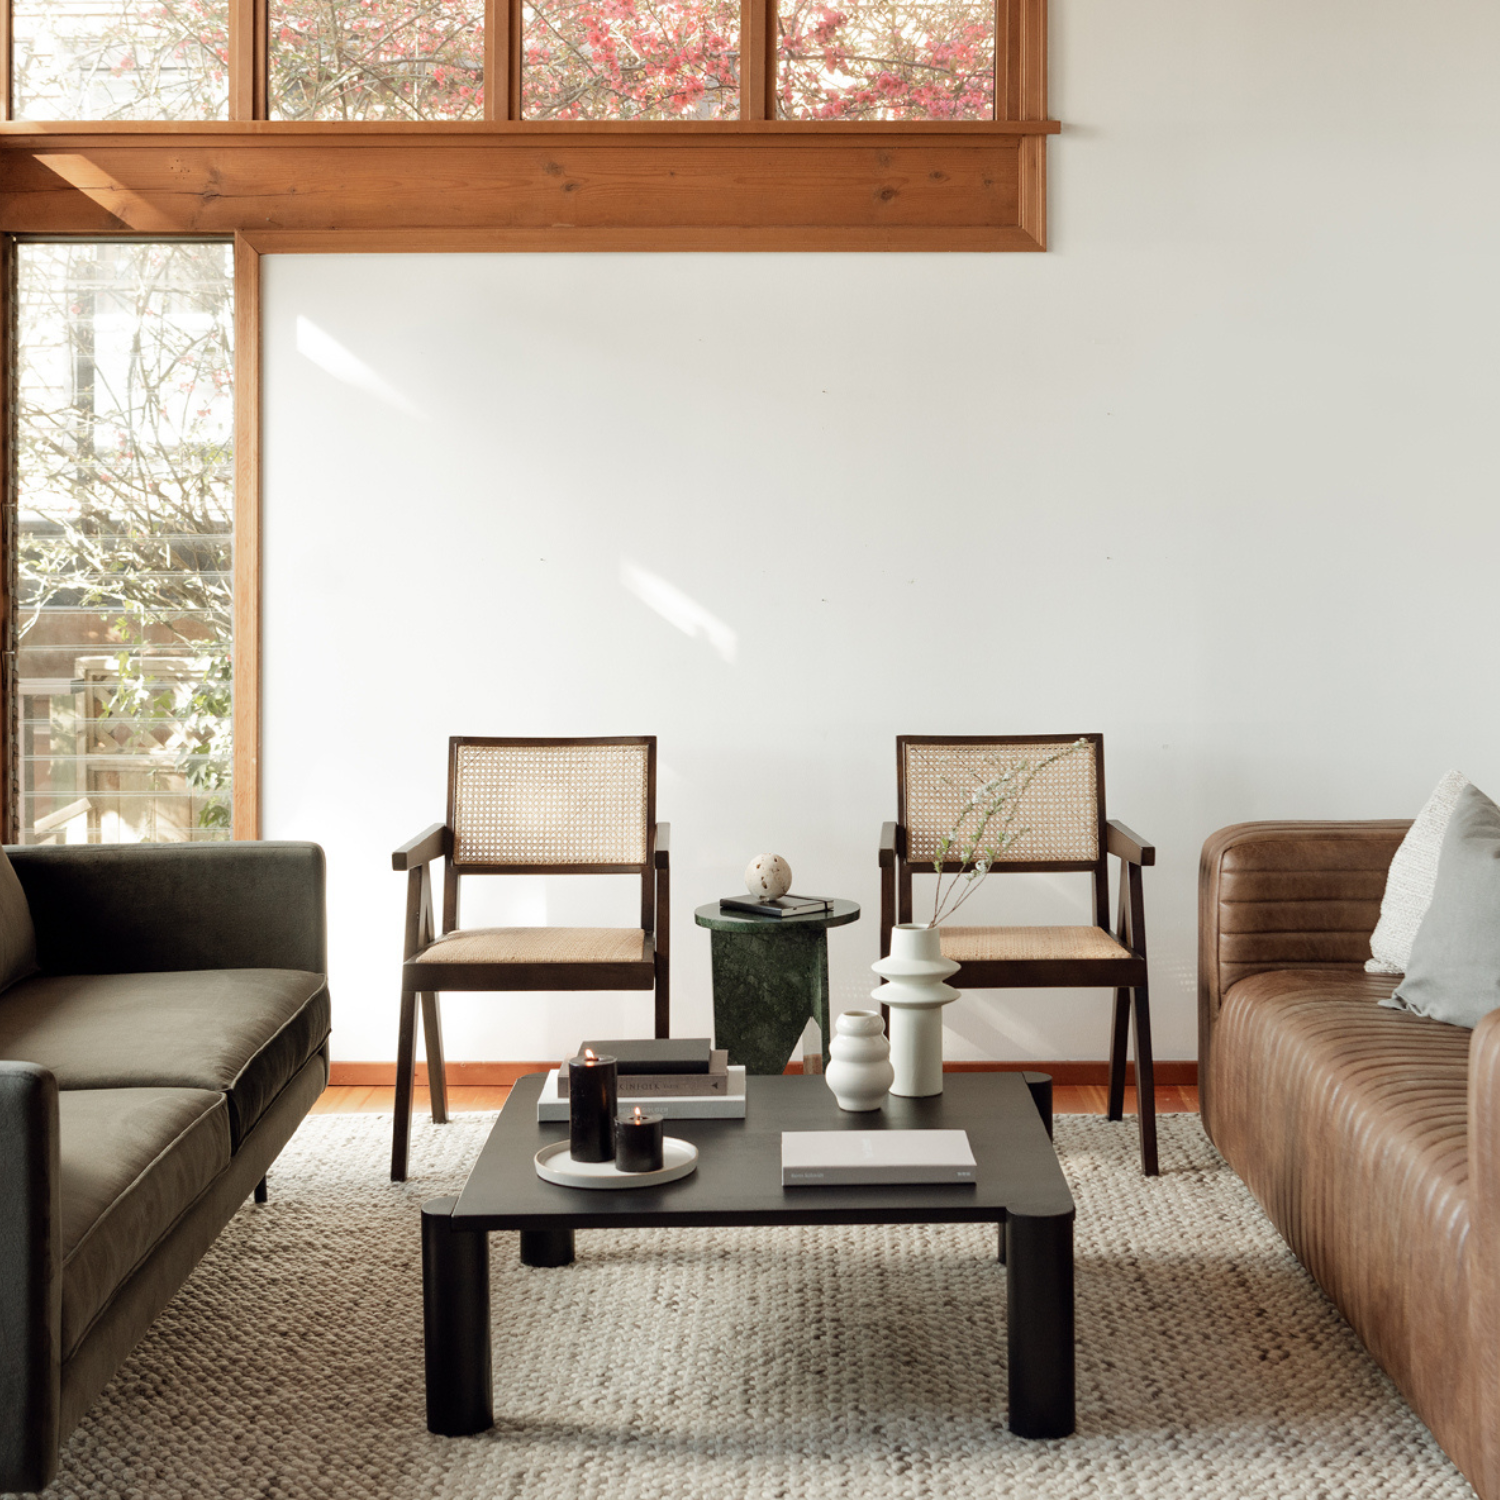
825,1010,895,1112
871,924,960,1098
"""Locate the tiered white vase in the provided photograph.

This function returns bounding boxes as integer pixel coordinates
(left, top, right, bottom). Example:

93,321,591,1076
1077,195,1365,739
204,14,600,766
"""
871,924,960,1097
825,1010,895,1112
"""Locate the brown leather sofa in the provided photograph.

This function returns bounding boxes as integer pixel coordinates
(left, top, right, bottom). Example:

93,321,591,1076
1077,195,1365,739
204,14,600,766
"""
1200,819,1497,1500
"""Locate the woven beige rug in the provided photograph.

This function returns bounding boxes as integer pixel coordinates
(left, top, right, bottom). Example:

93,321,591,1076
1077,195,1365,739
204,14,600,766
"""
26,1112,1474,1500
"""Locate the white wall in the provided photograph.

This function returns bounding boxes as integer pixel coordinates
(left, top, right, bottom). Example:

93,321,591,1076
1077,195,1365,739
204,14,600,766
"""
262,0,1500,1066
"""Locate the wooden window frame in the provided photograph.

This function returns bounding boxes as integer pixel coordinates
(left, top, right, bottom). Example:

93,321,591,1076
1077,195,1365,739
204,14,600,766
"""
0,0,1056,252
1,232,252,842
0,0,1055,840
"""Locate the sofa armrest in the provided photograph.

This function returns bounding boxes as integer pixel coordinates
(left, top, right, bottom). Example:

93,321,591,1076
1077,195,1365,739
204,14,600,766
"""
1469,1009,1500,1500
0,1063,61,1493
1197,820,1408,1136
5,842,327,976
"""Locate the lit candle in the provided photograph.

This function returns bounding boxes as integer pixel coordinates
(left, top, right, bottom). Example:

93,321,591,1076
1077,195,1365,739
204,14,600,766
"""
615,1105,665,1173
568,1048,618,1164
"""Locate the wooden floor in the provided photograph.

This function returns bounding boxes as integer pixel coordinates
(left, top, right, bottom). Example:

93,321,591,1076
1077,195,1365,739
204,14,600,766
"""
313,1084,1200,1115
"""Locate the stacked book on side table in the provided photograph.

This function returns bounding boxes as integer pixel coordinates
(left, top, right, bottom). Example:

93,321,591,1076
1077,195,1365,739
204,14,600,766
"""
537,1037,747,1121
719,894,832,919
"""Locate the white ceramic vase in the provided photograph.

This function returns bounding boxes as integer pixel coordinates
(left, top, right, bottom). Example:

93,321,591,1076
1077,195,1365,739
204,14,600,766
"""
824,1010,895,1112
871,924,960,1097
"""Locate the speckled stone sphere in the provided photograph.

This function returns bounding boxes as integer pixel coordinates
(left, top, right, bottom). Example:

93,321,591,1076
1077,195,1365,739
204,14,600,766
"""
745,854,793,899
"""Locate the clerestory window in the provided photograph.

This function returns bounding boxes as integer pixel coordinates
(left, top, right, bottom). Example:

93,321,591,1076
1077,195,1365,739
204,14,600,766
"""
6,0,1020,122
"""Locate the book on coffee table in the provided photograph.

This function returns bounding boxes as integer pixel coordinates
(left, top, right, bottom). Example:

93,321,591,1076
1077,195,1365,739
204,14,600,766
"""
578,1037,713,1074
537,1066,748,1121
780,1129,977,1186
557,1050,729,1097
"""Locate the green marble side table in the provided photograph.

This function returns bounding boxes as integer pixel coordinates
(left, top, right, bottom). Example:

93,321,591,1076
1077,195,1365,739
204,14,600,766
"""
694,900,861,1076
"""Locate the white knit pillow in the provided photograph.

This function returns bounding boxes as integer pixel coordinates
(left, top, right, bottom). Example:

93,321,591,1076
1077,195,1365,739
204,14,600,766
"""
1366,770,1471,974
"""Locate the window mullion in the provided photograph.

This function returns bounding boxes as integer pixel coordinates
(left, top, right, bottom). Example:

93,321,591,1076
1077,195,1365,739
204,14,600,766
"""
741,0,773,120
1,0,12,121
502,0,522,120
510,0,522,120
1021,0,1046,119
232,234,260,838
230,0,267,120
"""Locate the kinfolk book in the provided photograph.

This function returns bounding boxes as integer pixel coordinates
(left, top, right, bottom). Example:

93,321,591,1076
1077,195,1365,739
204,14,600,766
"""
780,1130,977,1186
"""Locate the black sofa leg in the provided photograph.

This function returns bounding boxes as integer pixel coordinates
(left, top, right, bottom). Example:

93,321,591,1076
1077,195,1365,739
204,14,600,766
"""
254,1176,268,1204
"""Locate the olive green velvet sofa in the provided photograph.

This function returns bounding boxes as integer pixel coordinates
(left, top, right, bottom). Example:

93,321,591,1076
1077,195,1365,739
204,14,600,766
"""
0,841,330,1494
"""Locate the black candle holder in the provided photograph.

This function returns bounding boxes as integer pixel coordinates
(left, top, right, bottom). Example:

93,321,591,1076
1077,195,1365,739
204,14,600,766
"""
615,1107,665,1173
568,1051,617,1163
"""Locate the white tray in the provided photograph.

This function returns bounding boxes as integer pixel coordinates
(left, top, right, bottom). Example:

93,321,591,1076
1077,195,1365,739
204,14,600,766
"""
534,1137,698,1190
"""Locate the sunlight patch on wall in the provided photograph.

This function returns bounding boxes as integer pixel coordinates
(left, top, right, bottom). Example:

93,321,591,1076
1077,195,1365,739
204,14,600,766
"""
295,316,426,419
620,559,738,663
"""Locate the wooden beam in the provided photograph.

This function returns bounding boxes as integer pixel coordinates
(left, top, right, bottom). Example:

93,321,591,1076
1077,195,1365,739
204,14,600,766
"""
232,232,261,840
0,131,1044,249
236,226,1042,252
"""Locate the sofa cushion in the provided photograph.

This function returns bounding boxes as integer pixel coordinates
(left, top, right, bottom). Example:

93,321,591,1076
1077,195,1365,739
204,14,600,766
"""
0,969,329,1147
1208,967,1476,1478
57,1087,230,1360
1367,770,1469,973
0,847,38,995
1390,782,1500,1028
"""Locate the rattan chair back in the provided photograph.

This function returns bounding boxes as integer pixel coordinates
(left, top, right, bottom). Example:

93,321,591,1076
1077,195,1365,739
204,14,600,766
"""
448,737,654,870
897,735,1104,871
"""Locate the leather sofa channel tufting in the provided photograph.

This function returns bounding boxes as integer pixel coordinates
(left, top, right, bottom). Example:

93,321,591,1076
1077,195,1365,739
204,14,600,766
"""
0,841,330,1494
1200,819,1496,1499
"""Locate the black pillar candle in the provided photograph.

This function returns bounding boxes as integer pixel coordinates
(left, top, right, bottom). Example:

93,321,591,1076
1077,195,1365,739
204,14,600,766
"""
568,1050,617,1164
615,1106,665,1173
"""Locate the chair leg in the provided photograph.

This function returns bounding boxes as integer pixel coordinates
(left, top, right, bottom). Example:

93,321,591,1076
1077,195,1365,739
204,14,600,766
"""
1131,984,1159,1177
654,966,670,1039
421,992,448,1125
1106,988,1130,1122
392,989,419,1182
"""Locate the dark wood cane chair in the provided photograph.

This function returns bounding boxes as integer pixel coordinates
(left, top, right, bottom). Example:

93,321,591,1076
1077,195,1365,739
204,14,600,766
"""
879,733,1159,1175
388,735,670,1180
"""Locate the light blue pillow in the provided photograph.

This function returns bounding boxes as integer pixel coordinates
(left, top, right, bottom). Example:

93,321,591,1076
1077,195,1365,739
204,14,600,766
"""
1388,782,1500,1029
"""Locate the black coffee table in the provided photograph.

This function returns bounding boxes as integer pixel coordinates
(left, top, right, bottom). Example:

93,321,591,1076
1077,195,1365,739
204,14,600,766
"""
421,1072,1075,1440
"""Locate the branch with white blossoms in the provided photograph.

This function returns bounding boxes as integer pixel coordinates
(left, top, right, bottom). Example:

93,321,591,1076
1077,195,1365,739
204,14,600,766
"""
927,739,1088,928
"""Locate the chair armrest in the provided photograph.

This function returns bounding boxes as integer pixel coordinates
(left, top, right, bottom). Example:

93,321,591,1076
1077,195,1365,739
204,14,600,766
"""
1197,819,1408,1139
392,823,448,872
0,1062,61,1493
879,822,899,869
5,842,327,976
1106,820,1155,866
654,822,670,869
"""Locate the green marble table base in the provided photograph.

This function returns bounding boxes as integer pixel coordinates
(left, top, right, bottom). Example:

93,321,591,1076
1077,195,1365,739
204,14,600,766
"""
709,924,833,1076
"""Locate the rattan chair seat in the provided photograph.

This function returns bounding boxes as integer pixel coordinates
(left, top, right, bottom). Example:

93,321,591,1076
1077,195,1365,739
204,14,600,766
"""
938,925,1133,963
415,927,649,966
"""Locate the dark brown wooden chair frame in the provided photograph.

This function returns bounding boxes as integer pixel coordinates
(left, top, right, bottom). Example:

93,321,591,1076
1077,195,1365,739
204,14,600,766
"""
879,732,1158,1175
388,734,670,1181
